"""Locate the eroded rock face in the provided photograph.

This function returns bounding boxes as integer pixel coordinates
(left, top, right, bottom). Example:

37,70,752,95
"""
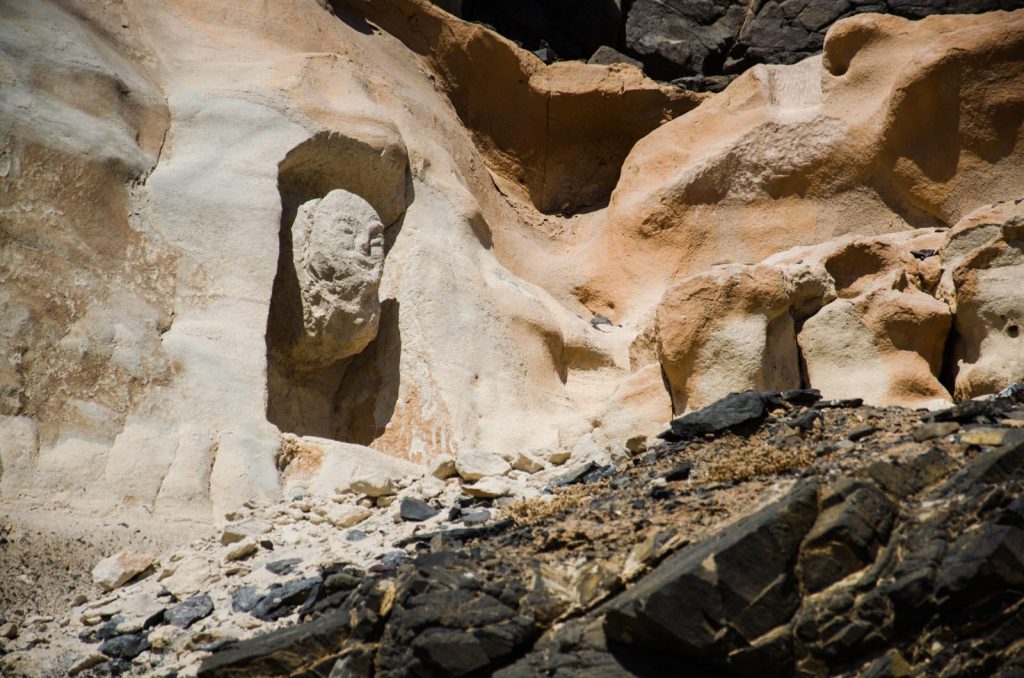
2,0,1023,523
279,190,385,372
586,10,1024,319
657,230,953,412
940,200,1024,399
656,265,799,414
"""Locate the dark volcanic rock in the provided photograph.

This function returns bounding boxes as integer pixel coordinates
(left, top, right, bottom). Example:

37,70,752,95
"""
165,593,214,629
604,481,820,658
99,632,150,660
625,0,1024,81
200,395,1024,678
587,45,643,69
626,0,748,80
660,390,784,441
797,478,895,593
399,497,440,522
200,578,387,677
250,577,322,621
199,607,352,677
230,586,261,614
459,0,621,61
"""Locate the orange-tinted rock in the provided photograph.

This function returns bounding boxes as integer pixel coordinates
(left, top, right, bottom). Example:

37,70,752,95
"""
583,10,1024,320
656,230,953,411
939,200,1024,399
333,0,704,213
656,265,799,414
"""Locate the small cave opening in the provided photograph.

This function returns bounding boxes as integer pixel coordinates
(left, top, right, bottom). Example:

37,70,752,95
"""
266,132,408,444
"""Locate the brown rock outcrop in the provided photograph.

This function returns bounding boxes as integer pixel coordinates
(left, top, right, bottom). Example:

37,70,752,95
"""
657,230,953,412
583,10,1024,319
333,0,704,213
940,199,1024,399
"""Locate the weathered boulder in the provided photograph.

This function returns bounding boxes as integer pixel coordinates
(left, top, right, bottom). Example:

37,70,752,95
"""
399,497,440,522
273,190,386,373
657,230,952,411
656,265,798,414
92,552,156,592
799,286,951,408
939,200,1024,399
455,451,511,482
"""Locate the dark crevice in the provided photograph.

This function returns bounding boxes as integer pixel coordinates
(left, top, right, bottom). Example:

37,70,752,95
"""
939,319,962,399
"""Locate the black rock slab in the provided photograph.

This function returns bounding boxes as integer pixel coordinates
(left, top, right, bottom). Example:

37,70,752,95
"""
393,520,514,547
251,577,323,621
660,391,784,442
165,593,214,629
604,480,820,659
400,497,440,522
798,479,896,593
198,607,349,677
99,632,150,660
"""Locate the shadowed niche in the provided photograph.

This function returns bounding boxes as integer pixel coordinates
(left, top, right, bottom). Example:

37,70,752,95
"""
265,133,407,443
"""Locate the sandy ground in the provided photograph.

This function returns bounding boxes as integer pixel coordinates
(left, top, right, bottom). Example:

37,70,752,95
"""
0,507,209,624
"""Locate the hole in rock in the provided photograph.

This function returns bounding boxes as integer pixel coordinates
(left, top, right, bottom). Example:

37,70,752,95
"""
823,242,892,298
266,133,407,443
1008,325,1020,338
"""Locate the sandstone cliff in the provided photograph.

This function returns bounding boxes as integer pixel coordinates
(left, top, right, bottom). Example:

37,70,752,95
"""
2,1,1024,675
2,0,1023,524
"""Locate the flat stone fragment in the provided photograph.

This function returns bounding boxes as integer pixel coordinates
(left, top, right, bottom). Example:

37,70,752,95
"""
325,504,372,529
847,425,876,441
165,593,214,629
431,455,458,480
912,421,960,442
455,451,511,481
92,551,156,592
661,391,783,442
399,497,440,522
220,519,272,545
463,477,514,499
224,539,257,562
959,427,1011,447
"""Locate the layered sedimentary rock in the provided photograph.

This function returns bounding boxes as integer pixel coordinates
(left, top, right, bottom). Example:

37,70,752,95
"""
584,10,1024,321
656,201,1024,413
0,0,1022,525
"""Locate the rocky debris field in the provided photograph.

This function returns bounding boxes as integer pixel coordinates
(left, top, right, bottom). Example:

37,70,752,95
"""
4,386,1024,676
